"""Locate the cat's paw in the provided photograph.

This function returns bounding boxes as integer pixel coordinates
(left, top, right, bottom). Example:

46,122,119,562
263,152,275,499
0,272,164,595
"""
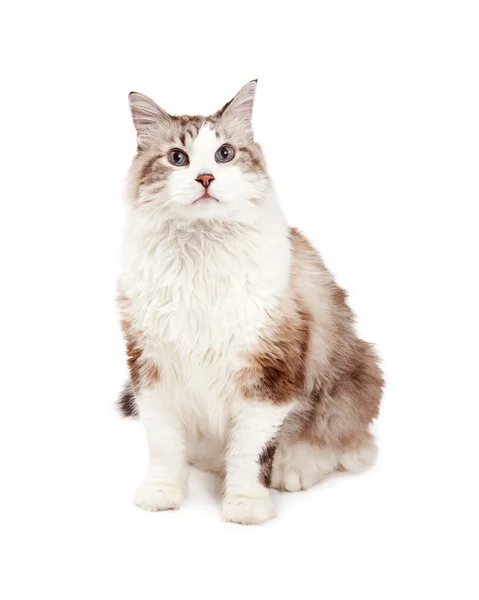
133,481,184,512
271,443,338,491
222,495,275,525
271,461,328,491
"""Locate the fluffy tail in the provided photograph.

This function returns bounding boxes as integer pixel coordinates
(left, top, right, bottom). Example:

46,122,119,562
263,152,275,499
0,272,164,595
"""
117,382,138,418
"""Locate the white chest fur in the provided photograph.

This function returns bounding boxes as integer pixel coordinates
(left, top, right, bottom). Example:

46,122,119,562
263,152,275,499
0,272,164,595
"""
119,210,291,439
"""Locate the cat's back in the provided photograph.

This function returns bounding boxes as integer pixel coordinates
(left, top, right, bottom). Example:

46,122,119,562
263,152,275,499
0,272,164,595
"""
288,226,359,366
289,226,346,312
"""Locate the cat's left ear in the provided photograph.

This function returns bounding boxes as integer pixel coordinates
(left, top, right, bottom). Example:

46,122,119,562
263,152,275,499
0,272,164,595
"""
218,80,257,137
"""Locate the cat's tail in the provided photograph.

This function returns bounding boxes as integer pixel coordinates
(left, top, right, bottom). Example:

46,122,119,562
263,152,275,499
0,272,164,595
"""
117,381,138,418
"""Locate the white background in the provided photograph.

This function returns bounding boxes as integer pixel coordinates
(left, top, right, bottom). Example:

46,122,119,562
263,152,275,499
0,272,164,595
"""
1,1,478,598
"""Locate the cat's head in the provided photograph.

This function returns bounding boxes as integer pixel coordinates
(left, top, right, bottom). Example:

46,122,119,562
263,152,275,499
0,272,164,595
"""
127,81,271,223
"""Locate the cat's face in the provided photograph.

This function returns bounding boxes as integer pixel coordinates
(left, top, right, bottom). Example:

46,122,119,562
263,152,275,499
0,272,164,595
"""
128,81,271,223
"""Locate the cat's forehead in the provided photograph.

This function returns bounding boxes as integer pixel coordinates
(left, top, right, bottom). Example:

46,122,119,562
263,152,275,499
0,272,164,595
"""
170,116,221,148
187,124,221,153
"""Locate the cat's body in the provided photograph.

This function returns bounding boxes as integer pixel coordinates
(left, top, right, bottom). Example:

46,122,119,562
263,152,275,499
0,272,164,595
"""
118,81,383,524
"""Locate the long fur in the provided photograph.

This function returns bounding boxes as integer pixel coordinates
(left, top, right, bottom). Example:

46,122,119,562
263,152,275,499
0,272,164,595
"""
118,81,383,524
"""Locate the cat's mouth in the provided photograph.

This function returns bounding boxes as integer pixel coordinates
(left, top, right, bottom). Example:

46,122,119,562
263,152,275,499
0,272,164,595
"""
192,192,219,204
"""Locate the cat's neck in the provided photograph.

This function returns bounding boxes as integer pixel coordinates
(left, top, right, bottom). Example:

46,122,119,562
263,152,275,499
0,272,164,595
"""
124,194,288,251
121,198,291,285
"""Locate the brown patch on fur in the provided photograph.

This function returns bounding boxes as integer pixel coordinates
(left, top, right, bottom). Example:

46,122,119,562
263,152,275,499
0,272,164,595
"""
258,442,277,487
237,145,265,173
239,301,312,404
178,115,206,130
138,153,166,186
118,294,160,393
121,318,160,392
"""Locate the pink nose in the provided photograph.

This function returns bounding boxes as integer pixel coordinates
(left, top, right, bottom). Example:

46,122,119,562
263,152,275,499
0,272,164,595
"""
196,173,215,188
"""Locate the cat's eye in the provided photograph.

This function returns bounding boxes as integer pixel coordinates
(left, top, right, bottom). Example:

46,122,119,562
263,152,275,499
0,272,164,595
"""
215,144,235,163
168,149,189,166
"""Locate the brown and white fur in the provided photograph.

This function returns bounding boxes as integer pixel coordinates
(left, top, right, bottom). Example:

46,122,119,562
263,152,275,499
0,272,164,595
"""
118,81,383,525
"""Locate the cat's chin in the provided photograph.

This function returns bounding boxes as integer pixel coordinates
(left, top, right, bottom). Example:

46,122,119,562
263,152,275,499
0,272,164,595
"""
191,198,219,207
192,193,219,204
179,200,235,221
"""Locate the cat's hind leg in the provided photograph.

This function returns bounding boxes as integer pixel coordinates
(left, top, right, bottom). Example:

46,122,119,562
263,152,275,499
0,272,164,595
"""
271,438,377,491
271,442,338,491
272,339,382,492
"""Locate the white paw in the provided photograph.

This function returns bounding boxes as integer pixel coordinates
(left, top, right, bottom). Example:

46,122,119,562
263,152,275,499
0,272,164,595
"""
272,464,324,491
222,495,275,525
271,443,338,491
133,481,184,512
339,443,378,473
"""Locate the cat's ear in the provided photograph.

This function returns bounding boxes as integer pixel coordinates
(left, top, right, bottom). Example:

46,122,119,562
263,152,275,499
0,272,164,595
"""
128,92,172,148
219,80,257,136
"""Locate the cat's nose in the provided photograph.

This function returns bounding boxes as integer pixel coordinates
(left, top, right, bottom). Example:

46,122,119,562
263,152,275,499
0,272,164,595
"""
195,174,215,188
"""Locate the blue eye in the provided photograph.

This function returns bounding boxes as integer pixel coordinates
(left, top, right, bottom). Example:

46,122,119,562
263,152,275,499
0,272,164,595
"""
168,149,189,166
215,144,235,163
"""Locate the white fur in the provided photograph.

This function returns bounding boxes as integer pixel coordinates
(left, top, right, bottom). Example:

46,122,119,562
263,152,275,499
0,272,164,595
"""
133,385,188,511
224,400,297,524
339,442,378,473
120,123,292,523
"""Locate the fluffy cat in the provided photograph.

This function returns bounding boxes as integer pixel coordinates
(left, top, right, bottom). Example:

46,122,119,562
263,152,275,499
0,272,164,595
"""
118,81,383,525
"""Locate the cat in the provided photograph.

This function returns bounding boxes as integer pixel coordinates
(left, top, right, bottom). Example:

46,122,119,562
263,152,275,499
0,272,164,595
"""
117,80,383,525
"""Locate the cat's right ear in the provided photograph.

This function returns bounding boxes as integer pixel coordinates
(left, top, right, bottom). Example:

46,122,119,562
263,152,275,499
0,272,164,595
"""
128,92,171,149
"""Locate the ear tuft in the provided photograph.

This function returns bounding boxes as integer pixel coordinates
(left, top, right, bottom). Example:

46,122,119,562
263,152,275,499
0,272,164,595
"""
128,92,171,147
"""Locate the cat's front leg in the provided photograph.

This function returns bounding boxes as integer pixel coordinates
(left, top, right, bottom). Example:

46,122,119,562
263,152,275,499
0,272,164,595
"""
223,399,297,525
134,384,188,512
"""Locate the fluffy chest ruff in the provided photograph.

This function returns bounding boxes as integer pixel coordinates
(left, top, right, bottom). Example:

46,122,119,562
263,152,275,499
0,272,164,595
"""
119,215,291,439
